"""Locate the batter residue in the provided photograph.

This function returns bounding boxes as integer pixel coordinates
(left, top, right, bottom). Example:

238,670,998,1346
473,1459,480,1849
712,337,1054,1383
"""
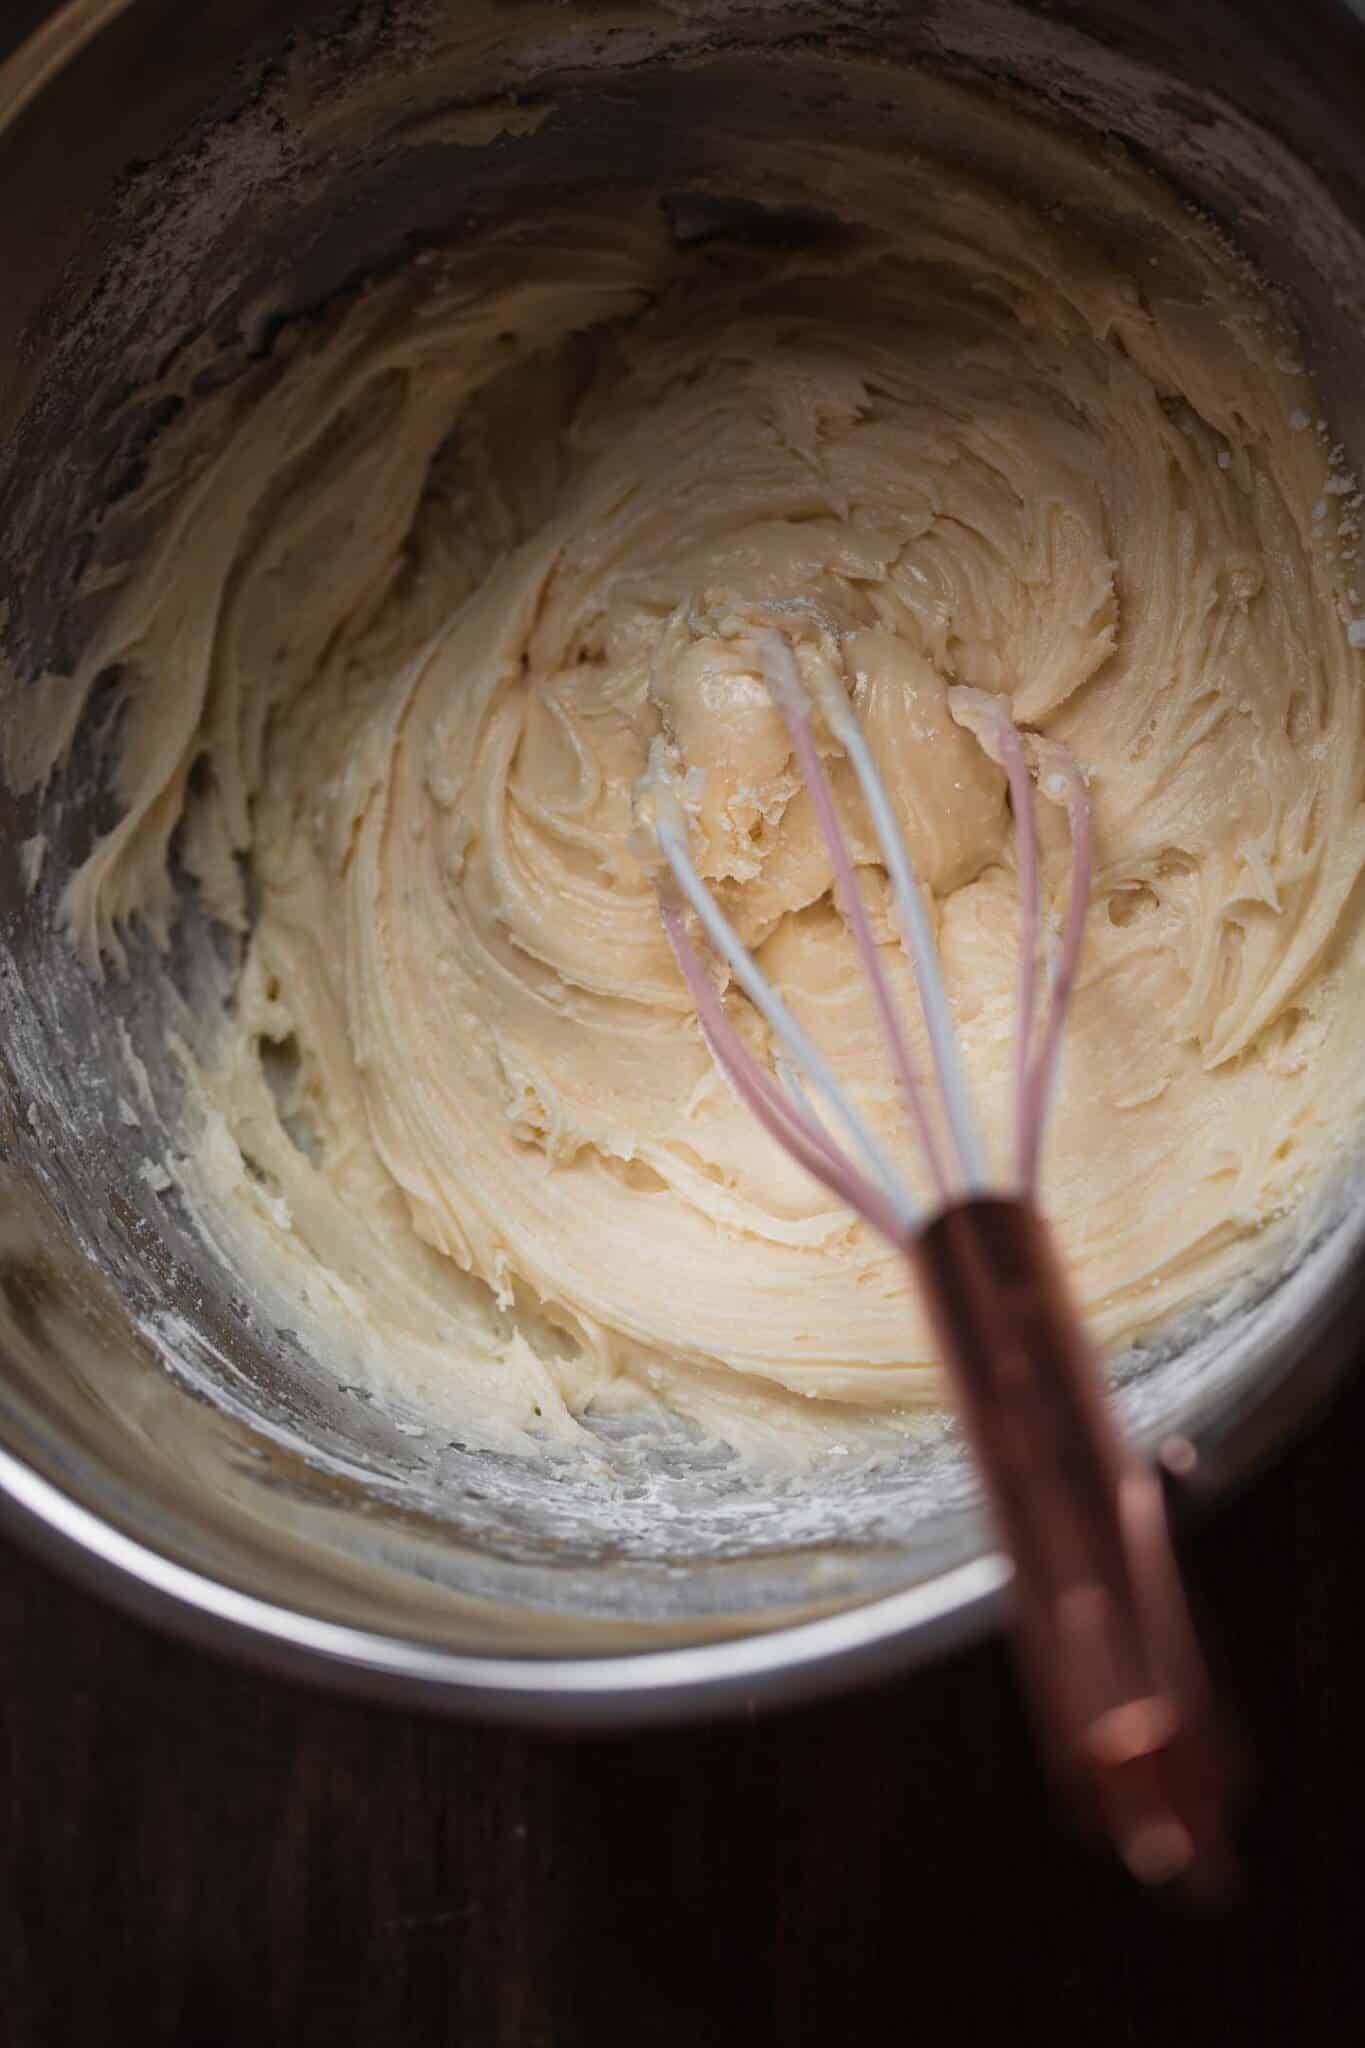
17,85,1365,1456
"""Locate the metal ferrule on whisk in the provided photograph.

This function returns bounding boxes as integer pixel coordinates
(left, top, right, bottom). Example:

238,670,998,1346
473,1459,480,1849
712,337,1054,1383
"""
648,613,1230,1891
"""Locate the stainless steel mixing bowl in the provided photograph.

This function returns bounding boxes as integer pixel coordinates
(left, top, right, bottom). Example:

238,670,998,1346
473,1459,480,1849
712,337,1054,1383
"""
2,0,1364,1722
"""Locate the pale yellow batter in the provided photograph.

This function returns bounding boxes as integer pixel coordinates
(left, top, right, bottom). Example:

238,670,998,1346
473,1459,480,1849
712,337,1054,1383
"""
15,84,1365,1457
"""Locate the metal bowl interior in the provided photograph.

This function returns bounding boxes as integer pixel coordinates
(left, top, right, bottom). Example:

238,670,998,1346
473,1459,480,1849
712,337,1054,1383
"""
1,0,1364,1719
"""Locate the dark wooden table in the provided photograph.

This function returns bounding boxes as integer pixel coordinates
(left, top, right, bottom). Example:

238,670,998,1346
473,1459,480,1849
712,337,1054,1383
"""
3,1357,1364,2048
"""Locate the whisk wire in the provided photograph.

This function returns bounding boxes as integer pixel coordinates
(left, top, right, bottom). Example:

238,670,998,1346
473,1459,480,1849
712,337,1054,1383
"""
754,629,954,1202
1019,748,1093,1188
804,649,990,1196
993,712,1044,1185
654,807,918,1231
659,893,912,1244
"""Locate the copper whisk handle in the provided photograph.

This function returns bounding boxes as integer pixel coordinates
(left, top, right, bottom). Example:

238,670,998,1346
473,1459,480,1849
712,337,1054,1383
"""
909,1197,1232,1893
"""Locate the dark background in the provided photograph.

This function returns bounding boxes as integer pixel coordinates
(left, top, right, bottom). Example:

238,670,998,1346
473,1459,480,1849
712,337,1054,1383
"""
3,1361,1363,2047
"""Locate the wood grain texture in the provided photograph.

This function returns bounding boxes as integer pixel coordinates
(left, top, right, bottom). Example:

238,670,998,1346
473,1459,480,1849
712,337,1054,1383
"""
3,1362,1364,2047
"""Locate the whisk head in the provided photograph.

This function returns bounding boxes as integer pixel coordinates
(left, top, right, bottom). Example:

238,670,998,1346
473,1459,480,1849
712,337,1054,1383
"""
641,606,1092,1231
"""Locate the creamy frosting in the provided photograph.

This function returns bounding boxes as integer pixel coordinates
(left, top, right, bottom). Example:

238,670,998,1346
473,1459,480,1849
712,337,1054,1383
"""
17,84,1365,1457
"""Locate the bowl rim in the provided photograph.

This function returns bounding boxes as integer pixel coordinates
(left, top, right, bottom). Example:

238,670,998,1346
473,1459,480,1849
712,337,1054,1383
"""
0,1437,1014,1719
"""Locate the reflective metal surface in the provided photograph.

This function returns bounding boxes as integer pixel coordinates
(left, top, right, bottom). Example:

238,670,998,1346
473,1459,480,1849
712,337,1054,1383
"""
1,0,1363,1721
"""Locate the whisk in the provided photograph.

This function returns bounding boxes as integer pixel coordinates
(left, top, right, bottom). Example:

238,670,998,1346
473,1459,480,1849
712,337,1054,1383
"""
645,613,1230,1893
